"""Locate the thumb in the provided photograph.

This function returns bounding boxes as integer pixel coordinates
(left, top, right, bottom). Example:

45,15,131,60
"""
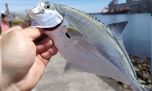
22,27,44,41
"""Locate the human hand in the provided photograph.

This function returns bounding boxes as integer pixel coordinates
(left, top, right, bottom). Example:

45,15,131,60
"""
1,26,57,91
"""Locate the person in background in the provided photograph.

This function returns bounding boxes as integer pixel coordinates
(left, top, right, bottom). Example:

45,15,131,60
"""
1,13,9,33
7,14,13,28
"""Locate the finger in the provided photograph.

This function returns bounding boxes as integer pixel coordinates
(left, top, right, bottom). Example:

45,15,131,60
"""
36,38,53,53
34,34,48,44
40,51,50,59
22,27,44,41
50,46,58,56
40,46,58,59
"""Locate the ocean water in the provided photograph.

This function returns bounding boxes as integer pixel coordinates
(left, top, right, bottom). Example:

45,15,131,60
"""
91,13,152,60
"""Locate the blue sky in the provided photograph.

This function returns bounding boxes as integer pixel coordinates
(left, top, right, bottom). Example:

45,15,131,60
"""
1,0,126,13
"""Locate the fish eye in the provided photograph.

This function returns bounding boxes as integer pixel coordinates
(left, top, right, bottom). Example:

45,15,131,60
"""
46,5,50,9
44,3,50,9
44,2,55,10
65,32,71,38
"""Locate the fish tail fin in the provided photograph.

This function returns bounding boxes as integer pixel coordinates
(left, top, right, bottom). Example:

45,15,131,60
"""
132,86,150,91
131,83,150,91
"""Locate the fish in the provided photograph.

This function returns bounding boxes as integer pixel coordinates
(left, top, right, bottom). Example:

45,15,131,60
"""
27,1,149,91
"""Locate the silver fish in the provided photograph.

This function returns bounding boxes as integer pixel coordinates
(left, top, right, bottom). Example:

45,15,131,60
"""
28,1,149,91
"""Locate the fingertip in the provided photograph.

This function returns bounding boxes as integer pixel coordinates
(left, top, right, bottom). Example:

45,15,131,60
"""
36,38,54,53
41,51,51,59
40,47,57,59
50,46,58,55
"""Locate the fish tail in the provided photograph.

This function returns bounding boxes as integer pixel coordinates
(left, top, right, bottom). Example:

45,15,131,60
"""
131,83,150,91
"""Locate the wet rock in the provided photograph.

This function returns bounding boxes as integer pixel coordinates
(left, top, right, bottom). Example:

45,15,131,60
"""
130,56,152,90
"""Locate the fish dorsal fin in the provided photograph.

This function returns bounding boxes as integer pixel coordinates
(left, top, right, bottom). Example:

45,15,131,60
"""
107,21,128,34
108,21,137,78
107,21,128,40
107,21,128,48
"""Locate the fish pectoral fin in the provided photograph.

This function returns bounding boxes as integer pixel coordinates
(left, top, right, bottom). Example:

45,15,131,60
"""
63,18,83,37
67,26,83,37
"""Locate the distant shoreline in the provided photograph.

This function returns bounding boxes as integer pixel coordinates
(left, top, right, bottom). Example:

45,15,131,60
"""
89,12,152,15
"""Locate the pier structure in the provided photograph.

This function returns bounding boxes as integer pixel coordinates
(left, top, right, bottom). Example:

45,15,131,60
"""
102,0,152,14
